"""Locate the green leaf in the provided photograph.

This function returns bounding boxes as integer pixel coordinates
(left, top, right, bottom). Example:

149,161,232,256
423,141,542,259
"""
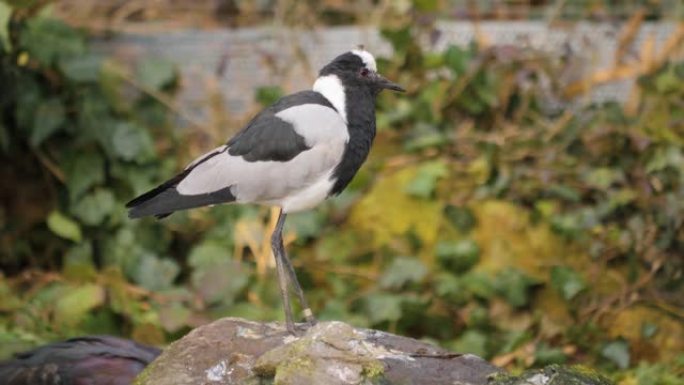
550,266,586,300
59,54,103,82
460,271,495,299
192,260,248,305
31,98,65,146
111,122,154,161
534,343,567,365
435,239,480,274
71,189,116,226
19,17,85,65
62,242,96,280
54,284,105,326
0,121,9,153
0,2,11,51
433,272,468,305
158,303,191,333
404,160,448,198
133,254,179,291
65,152,105,201
493,269,538,308
46,210,82,243
255,86,283,106
655,67,680,94
585,167,622,190
413,0,438,12
136,58,176,90
444,45,470,75
188,241,248,305
451,330,488,357
364,293,403,324
380,26,412,53
379,256,428,289
443,205,476,232
188,241,229,267
601,339,630,369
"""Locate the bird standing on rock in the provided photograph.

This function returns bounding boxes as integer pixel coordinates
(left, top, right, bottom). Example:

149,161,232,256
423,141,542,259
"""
126,49,404,333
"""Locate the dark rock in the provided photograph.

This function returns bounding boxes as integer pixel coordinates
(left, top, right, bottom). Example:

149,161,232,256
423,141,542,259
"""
134,318,502,385
0,335,160,385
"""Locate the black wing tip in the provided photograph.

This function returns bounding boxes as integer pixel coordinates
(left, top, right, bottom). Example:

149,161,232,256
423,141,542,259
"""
126,204,174,220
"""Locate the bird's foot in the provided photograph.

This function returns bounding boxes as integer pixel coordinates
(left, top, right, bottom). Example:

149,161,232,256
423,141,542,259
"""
302,308,317,328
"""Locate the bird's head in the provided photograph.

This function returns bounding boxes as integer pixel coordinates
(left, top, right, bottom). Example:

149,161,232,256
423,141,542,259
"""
317,48,405,96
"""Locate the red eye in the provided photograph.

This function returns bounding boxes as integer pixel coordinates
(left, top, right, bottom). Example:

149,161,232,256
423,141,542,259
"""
360,68,369,77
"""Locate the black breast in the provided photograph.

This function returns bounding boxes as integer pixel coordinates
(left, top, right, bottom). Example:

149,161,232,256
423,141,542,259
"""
329,86,377,195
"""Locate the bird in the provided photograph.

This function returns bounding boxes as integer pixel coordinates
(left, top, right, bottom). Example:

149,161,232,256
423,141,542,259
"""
0,335,161,385
126,48,404,333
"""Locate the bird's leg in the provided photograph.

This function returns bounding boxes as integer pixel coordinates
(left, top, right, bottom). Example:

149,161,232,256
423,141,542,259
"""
271,211,295,334
277,237,317,327
273,209,317,330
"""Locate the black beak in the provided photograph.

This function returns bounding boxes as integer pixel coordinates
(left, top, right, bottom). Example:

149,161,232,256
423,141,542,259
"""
376,74,405,92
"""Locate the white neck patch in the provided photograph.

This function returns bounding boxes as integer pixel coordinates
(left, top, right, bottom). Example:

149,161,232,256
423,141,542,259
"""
313,74,347,123
351,49,377,72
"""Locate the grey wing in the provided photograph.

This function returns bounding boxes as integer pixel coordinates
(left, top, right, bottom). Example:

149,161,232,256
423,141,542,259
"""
227,112,310,162
176,103,349,205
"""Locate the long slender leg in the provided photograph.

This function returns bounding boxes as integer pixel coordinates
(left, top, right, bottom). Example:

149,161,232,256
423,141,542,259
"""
277,239,317,326
273,209,317,329
271,211,295,333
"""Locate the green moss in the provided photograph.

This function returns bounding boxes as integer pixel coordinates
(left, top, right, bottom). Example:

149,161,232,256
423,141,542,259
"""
488,365,614,385
362,360,386,379
274,356,315,381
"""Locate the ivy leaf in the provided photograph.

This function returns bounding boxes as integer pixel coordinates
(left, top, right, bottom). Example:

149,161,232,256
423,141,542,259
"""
65,152,105,201
451,330,488,357
192,260,248,306
54,284,105,326
71,189,116,226
255,86,283,107
112,122,154,162
137,58,176,90
550,266,586,301
46,210,82,243
494,268,538,308
443,205,476,233
379,257,428,289
444,45,470,75
435,239,480,274
534,343,567,365
20,17,85,65
0,2,11,51
433,273,468,305
31,98,65,146
364,293,403,324
133,254,179,291
188,241,247,305
655,67,679,94
601,339,630,369
404,160,448,198
59,54,103,83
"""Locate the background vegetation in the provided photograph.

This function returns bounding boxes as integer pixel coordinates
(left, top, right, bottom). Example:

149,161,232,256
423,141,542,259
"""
0,1,682,384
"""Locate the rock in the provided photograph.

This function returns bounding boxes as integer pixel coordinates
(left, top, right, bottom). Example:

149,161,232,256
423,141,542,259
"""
489,365,614,385
134,317,502,385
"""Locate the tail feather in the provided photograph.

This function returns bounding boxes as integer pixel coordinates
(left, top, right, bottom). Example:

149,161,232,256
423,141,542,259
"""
126,146,234,219
126,170,236,219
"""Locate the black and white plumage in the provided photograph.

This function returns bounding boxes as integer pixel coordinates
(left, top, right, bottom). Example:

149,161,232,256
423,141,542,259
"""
0,336,160,385
127,49,404,332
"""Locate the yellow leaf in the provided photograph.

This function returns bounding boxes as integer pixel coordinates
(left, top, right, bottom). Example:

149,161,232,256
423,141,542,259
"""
349,165,443,259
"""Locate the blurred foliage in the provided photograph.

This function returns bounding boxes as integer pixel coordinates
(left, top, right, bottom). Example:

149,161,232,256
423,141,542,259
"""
1,1,683,384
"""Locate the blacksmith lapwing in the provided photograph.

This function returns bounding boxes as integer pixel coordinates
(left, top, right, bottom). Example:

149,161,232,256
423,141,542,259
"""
126,49,404,333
